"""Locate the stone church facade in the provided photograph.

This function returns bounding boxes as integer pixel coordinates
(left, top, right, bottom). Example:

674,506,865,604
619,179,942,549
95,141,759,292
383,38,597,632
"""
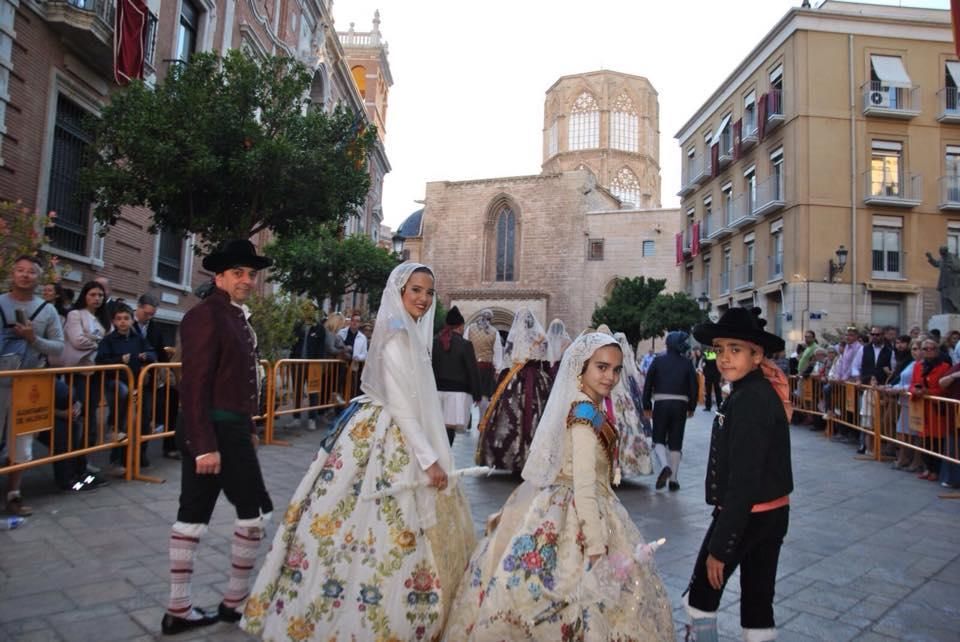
399,70,681,333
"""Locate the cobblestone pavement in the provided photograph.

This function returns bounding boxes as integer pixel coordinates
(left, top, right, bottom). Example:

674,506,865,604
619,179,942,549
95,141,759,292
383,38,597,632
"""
1,409,958,641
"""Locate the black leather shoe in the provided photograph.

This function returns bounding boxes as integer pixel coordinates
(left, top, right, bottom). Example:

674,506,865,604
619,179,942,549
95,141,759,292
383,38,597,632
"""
656,467,672,490
161,608,219,635
669,481,680,492
218,602,243,623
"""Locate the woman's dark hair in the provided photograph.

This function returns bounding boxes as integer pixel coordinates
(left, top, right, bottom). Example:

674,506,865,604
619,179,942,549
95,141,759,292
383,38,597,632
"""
72,281,111,330
580,343,623,374
48,282,72,317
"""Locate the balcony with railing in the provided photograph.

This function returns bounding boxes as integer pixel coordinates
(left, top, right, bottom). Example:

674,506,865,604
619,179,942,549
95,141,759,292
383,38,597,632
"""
861,81,920,119
939,175,960,210
754,174,786,217
741,116,759,150
42,0,116,71
938,86,960,124
767,253,784,282
678,155,702,196
766,89,785,130
717,129,734,170
700,214,715,246
863,171,921,208
719,270,731,295
728,193,757,229
734,262,755,291
695,152,712,186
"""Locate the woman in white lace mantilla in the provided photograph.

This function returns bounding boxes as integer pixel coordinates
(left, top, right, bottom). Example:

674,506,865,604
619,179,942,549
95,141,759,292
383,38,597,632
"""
241,263,475,642
477,308,554,473
446,332,674,641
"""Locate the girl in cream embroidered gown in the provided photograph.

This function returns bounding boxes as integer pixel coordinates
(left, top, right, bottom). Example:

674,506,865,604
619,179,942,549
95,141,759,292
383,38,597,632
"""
446,333,674,641
241,263,475,642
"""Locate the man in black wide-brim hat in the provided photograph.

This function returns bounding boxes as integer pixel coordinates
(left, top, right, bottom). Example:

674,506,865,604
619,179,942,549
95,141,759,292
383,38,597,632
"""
161,240,275,635
682,307,793,642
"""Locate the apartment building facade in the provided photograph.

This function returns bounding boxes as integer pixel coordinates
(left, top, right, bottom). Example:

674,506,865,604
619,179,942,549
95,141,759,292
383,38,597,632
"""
676,0,959,343
1,0,388,338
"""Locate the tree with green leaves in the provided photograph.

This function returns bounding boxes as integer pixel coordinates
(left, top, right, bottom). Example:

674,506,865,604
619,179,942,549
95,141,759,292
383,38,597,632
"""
245,291,301,361
80,50,376,252
266,224,399,312
643,292,707,339
592,276,666,344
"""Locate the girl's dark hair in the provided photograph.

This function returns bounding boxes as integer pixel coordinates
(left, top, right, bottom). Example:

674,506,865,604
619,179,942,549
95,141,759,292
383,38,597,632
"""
580,343,623,374
72,281,111,330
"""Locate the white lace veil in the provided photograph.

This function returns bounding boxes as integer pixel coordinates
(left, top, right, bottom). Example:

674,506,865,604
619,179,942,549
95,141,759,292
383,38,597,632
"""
614,332,641,383
361,263,452,524
505,308,546,364
522,332,620,487
545,318,571,365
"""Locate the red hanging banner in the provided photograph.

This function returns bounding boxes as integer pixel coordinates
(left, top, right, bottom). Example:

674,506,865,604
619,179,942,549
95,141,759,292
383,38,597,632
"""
757,92,768,141
953,0,960,58
675,232,684,265
691,222,700,257
114,0,148,86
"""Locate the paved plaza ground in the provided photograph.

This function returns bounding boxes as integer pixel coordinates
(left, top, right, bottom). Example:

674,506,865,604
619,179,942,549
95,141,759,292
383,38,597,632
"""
1,409,958,641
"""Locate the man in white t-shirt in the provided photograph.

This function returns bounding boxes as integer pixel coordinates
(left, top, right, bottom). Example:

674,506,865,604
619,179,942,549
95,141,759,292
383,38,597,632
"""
0,255,64,516
337,313,368,397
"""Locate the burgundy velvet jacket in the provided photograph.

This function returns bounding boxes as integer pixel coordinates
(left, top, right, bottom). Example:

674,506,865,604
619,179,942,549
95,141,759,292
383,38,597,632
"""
179,287,259,457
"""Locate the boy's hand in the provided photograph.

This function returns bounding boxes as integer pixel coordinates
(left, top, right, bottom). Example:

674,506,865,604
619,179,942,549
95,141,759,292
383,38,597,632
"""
121,354,130,364
138,352,148,361
706,553,725,589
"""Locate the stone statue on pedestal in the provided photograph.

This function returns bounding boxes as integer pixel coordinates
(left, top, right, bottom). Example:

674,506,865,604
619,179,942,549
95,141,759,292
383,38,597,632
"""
926,246,960,314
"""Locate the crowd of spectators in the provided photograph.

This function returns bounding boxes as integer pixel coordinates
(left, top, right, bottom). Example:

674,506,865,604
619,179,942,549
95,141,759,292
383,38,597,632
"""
784,323,960,489
1,256,178,518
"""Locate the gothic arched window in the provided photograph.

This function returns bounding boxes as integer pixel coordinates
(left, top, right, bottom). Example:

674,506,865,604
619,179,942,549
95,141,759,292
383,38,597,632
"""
610,167,641,206
568,92,599,150
495,206,516,281
611,92,639,152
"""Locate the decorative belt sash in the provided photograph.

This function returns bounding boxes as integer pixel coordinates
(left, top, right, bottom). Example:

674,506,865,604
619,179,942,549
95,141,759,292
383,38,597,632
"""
751,495,790,513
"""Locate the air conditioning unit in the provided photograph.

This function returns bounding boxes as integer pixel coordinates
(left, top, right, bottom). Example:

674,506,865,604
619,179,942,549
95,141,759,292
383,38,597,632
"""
869,88,891,108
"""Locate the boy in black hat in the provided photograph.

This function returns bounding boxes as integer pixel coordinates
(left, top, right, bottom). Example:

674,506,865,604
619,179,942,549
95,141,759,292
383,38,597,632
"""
683,307,793,642
162,240,274,635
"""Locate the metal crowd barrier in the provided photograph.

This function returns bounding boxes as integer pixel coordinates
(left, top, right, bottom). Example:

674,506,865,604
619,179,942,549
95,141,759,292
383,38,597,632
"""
129,358,351,481
0,364,135,481
267,359,352,446
788,375,960,470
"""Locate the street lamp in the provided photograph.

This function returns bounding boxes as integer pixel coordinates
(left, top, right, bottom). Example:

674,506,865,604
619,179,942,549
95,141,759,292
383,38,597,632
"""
696,292,711,312
828,245,848,282
391,233,405,256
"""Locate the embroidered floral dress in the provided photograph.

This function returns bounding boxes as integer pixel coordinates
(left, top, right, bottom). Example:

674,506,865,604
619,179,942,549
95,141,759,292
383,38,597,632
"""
610,378,654,478
241,335,476,641
446,393,675,641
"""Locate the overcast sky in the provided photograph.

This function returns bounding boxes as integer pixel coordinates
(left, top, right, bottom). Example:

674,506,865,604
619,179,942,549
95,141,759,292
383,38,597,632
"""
335,0,949,229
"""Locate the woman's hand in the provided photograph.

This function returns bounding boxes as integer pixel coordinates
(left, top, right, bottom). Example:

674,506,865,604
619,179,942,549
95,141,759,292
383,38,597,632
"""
425,462,448,490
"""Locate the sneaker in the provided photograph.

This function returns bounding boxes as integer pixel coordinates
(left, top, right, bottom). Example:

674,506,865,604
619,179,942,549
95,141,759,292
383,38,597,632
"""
82,474,110,489
105,431,127,442
5,496,32,517
306,419,318,432
668,481,680,492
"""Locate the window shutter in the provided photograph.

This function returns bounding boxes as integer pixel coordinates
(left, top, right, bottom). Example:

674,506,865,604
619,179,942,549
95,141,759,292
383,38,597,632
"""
711,143,720,177
692,222,700,257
